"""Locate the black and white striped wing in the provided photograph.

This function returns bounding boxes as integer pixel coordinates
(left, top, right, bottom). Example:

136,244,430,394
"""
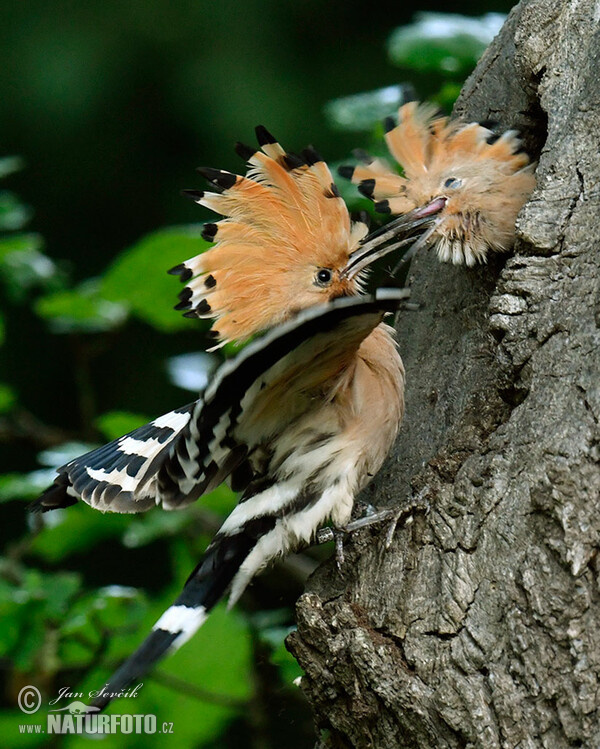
156,288,407,509
32,405,196,513
33,289,405,514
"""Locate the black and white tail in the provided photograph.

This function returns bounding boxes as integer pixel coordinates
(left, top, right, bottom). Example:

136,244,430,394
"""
92,514,275,709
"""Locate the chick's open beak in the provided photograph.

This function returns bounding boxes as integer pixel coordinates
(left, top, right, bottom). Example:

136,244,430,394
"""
342,197,447,279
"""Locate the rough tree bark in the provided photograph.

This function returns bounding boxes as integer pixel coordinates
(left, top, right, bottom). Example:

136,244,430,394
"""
287,1,600,746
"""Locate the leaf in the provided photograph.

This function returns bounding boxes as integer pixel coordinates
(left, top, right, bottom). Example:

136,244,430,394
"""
0,382,15,413
0,233,43,262
35,279,128,333
199,483,236,516
94,410,150,441
271,633,304,685
122,484,235,549
324,84,414,132
60,586,148,667
0,191,31,231
29,503,131,562
0,234,62,299
0,156,24,179
101,225,212,332
0,563,82,670
387,12,506,76
122,508,197,549
37,441,98,467
251,610,303,685
433,81,464,111
0,469,56,502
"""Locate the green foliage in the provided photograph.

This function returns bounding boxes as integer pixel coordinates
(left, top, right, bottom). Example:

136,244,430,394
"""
35,280,128,333
101,226,211,332
35,227,211,334
387,12,505,77
0,382,15,413
94,411,150,440
0,190,32,232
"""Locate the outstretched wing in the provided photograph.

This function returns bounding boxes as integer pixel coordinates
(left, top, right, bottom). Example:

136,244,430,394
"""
30,405,196,513
32,289,407,515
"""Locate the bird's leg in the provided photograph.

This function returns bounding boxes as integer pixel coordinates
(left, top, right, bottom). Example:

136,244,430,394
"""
315,488,431,570
315,526,347,572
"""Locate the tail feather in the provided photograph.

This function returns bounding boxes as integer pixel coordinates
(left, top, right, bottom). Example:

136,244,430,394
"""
91,515,277,711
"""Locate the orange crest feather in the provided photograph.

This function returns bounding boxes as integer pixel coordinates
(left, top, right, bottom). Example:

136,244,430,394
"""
172,131,368,344
345,102,536,266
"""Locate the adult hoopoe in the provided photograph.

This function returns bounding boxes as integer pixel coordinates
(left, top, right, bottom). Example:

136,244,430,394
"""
31,126,443,710
340,101,536,267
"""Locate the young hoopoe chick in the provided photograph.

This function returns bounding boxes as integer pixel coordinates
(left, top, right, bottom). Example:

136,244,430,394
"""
340,101,536,267
32,126,443,710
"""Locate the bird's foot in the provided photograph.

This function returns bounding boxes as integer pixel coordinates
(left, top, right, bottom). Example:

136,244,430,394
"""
316,491,430,572
315,526,347,572
316,490,430,558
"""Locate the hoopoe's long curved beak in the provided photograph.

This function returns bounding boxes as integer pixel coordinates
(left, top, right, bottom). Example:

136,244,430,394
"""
342,197,447,279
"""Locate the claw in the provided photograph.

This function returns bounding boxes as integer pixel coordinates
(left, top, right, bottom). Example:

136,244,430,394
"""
335,532,345,572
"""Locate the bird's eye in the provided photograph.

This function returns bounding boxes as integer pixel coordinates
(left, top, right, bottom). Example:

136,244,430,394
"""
444,177,463,189
315,268,333,287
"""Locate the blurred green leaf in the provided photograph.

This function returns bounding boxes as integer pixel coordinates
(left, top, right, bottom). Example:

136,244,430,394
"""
0,233,43,261
35,279,128,333
122,507,197,549
60,585,147,667
0,382,14,413
0,469,56,502
0,191,32,231
272,634,303,685
200,484,236,516
122,484,235,549
0,563,81,670
0,234,63,299
251,610,303,685
101,225,211,332
0,156,24,180
0,712,45,747
30,503,130,562
324,84,414,132
37,441,97,467
433,81,464,110
387,12,505,76
94,410,150,441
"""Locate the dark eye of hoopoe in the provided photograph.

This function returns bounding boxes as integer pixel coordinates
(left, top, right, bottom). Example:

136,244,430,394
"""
314,268,333,287
443,177,463,189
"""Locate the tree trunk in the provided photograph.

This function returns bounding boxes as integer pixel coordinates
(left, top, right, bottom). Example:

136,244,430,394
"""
287,1,600,746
